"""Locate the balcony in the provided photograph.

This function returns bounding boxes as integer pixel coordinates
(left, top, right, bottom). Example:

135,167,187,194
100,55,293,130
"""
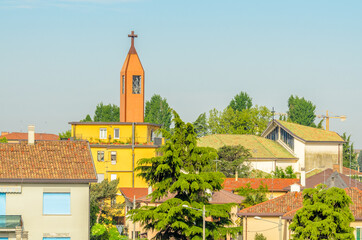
0,215,22,230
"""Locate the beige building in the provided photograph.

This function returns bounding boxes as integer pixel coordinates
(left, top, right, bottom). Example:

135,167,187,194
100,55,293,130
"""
0,127,97,240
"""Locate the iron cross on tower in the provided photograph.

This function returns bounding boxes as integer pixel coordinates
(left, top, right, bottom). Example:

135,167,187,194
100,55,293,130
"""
128,31,138,47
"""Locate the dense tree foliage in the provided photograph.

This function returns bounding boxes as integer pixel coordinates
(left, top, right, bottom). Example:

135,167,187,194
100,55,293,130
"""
290,184,354,240
228,91,252,112
81,114,93,122
216,145,252,178
235,183,268,208
254,233,267,240
144,94,172,131
272,166,297,178
208,106,272,135
0,137,7,143
59,130,71,139
90,179,123,240
129,111,241,240
94,103,120,122
342,133,358,170
358,150,362,172
287,95,319,127
193,113,209,137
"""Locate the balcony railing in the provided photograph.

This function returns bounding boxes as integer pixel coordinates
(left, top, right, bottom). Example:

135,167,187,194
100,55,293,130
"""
0,215,22,229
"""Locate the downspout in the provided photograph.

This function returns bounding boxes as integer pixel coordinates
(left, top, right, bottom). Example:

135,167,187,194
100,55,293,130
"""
245,216,247,240
132,122,135,188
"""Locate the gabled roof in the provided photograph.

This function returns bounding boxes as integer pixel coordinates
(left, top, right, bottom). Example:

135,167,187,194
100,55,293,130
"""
238,191,303,217
137,190,244,204
0,132,59,141
223,178,300,192
198,134,297,159
119,187,149,202
0,141,97,183
264,120,344,143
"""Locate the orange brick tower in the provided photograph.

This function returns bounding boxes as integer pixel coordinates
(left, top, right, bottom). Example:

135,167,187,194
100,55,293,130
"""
120,31,145,122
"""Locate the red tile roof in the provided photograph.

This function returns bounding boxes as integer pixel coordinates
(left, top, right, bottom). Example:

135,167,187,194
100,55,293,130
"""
333,164,362,176
223,178,300,192
0,132,59,141
0,141,97,183
238,191,303,217
119,188,149,201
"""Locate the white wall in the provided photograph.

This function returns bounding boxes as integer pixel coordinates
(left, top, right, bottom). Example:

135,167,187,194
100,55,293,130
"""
3,183,90,240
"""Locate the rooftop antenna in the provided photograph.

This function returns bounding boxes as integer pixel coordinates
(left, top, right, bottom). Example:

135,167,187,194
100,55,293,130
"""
271,107,275,120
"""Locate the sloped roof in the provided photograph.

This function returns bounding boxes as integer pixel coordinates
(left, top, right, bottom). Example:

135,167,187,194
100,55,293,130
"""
120,187,149,202
282,188,362,220
137,190,244,204
0,141,97,183
275,120,344,142
238,191,303,216
0,132,59,141
198,134,296,159
333,164,362,176
223,178,300,192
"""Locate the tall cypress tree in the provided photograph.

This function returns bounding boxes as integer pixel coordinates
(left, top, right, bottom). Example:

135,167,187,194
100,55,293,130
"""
129,111,241,239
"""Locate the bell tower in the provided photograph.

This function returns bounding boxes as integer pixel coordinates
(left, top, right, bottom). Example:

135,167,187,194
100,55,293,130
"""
120,31,145,122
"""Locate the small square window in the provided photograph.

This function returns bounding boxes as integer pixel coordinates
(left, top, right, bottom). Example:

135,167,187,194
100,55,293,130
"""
114,128,120,139
111,174,117,181
97,151,104,162
99,128,107,139
43,193,70,215
132,75,141,94
97,174,104,183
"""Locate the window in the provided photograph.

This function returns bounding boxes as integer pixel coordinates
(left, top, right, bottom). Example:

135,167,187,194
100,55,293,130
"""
97,151,104,162
97,174,104,183
114,128,120,139
357,227,361,240
122,75,125,94
99,128,107,139
0,193,5,215
266,127,279,141
111,151,117,165
43,193,70,215
111,174,117,181
132,75,141,94
280,128,294,150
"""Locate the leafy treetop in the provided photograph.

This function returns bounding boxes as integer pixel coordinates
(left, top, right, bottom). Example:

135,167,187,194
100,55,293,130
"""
228,91,253,112
0,137,7,143
272,166,297,179
342,133,358,170
216,145,252,178
144,94,172,131
129,110,241,240
193,113,209,138
287,95,322,128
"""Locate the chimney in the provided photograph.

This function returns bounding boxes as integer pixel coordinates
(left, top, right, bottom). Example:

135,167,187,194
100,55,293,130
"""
290,183,301,192
235,170,238,181
300,169,306,187
28,125,35,145
148,186,152,195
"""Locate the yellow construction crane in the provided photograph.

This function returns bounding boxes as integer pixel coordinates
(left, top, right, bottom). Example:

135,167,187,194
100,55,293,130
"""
317,111,347,131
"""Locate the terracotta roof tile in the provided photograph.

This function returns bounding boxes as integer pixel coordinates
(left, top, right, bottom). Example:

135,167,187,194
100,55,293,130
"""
120,188,149,201
223,178,300,192
0,141,97,182
276,120,344,142
333,164,362,176
0,132,59,141
198,134,296,159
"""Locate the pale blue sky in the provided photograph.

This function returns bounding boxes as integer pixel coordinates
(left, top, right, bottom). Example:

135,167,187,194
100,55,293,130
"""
1,0,362,146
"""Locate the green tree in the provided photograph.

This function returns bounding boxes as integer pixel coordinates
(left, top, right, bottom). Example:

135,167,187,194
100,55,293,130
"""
94,103,120,122
129,111,241,240
59,130,71,139
144,94,172,131
90,179,123,240
272,166,297,178
0,137,7,143
193,113,209,137
255,233,267,240
81,114,93,122
342,133,358,170
208,106,271,136
287,95,319,127
235,183,268,208
217,145,252,178
290,184,354,240
228,91,252,112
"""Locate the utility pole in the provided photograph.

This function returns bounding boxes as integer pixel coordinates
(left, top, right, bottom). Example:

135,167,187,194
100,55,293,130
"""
203,205,205,240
